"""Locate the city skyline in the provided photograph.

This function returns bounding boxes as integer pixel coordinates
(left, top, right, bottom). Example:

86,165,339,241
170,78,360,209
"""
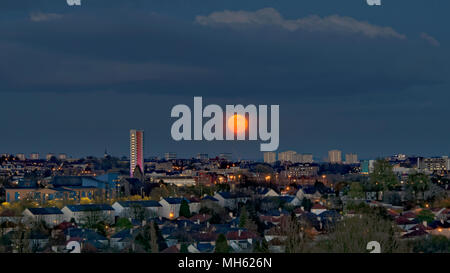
1,1,449,159
2,148,449,163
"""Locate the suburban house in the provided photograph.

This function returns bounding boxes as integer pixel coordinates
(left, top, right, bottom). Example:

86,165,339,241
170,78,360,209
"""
256,188,279,198
278,195,301,207
187,197,201,214
23,207,64,227
61,204,115,224
296,186,322,202
112,200,162,218
110,228,134,250
214,192,250,210
159,198,189,219
311,203,327,215
226,229,258,251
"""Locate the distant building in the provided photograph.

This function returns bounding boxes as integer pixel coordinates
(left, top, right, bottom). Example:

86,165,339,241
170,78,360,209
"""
328,150,342,164
219,153,232,161
30,153,40,160
264,152,277,164
58,153,68,160
345,153,359,164
16,153,26,161
299,153,314,163
278,151,297,163
360,160,370,174
196,153,208,161
130,129,144,177
46,153,55,161
285,163,319,177
165,152,177,161
418,157,448,173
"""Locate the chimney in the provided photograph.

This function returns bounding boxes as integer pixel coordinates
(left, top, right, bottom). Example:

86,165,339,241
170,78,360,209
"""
142,220,146,227
207,222,210,228
184,222,187,228
238,229,242,237
301,206,304,211
129,229,133,235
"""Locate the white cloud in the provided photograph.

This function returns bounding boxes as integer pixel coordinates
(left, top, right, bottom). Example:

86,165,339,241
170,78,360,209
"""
420,32,440,47
30,11,63,22
195,8,406,39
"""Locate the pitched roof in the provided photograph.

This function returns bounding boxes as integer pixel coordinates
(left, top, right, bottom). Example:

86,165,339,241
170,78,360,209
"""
65,204,114,212
202,195,218,202
117,200,162,208
395,216,416,225
161,245,179,253
402,229,428,238
226,230,258,240
402,211,417,219
111,229,133,239
163,197,188,204
189,214,211,223
27,207,63,215
217,192,250,199
312,203,327,210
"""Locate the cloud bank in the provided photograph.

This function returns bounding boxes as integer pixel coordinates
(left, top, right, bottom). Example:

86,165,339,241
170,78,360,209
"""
29,11,63,22
420,32,440,47
195,8,406,39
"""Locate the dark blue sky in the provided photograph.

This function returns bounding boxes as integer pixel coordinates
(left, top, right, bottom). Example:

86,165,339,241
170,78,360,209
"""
0,0,449,160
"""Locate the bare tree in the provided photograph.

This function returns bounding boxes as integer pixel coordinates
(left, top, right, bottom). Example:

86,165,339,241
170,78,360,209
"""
316,214,409,253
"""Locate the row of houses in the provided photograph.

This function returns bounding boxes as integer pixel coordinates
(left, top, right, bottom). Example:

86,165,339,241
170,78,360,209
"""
19,192,252,227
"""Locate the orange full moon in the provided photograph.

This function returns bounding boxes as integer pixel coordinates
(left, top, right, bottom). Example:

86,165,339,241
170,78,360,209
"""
227,114,248,134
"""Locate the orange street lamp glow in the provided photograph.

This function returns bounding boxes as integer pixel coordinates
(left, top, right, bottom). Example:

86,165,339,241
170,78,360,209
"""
169,212,174,219
227,114,248,135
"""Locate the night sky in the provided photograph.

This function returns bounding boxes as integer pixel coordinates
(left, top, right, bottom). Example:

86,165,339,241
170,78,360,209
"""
0,0,449,160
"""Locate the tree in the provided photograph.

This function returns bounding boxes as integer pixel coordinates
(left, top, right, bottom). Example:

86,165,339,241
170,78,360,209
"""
135,221,159,253
301,198,312,212
149,221,159,253
412,235,450,253
115,218,132,230
348,182,364,199
130,204,149,221
180,243,189,253
281,216,311,253
238,207,258,232
80,209,108,229
407,173,430,201
179,199,191,218
314,181,327,194
239,207,248,228
416,210,434,224
370,159,399,191
253,239,269,253
214,234,229,253
316,213,408,253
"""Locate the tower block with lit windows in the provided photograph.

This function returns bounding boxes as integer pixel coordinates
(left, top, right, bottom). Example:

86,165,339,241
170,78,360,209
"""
130,129,144,177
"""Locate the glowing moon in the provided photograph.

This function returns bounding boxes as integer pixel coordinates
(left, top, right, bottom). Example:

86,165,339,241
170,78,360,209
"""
227,114,248,134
